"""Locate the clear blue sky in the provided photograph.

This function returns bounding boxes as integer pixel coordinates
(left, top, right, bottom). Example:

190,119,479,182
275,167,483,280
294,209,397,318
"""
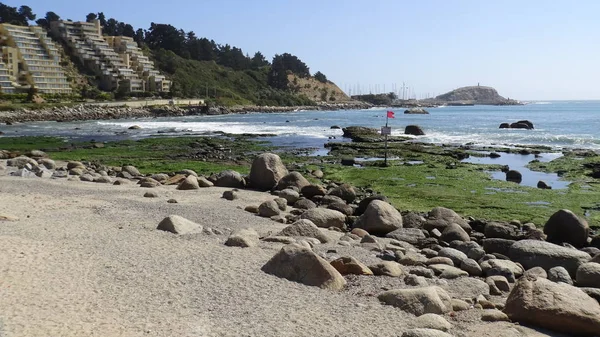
6,0,600,100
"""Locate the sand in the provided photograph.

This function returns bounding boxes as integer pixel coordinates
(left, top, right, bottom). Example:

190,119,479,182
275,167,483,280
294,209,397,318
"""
0,168,568,337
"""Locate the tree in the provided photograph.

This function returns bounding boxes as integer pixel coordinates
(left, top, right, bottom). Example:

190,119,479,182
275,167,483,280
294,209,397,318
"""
134,28,145,44
97,12,106,26
267,54,289,90
314,71,328,83
85,13,97,23
35,11,60,30
0,3,35,26
251,51,269,69
17,5,35,22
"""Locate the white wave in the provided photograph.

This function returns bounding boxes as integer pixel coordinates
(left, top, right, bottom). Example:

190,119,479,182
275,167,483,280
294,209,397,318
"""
533,102,552,105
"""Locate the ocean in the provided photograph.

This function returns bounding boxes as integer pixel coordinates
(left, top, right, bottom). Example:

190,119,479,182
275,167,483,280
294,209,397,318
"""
2,100,600,152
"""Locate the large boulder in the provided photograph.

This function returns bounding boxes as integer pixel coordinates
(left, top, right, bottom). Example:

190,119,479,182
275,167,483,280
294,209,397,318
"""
225,228,259,248
275,171,310,191
301,184,327,199
354,200,402,235
249,153,288,191
328,184,357,203
277,219,330,243
355,195,388,215
258,200,281,218
261,244,346,290
424,207,470,233
157,215,202,234
299,208,346,229
505,170,522,183
576,262,600,288
7,156,37,168
405,125,425,136
177,175,200,190
441,223,470,242
210,170,245,188
543,209,589,248
342,126,379,140
378,287,452,316
504,275,600,336
509,240,591,277
330,256,373,275
484,222,520,240
386,228,426,245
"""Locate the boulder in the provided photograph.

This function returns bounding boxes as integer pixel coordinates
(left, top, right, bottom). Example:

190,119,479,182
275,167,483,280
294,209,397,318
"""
386,228,426,245
484,222,520,240
7,156,37,168
404,108,430,115
413,314,451,331
275,171,310,191
178,169,198,177
177,175,200,190
163,174,185,185
197,177,214,187
157,215,202,234
222,190,238,201
460,258,483,276
369,261,404,277
293,198,317,210
499,123,510,129
523,266,547,279
481,310,510,322
482,238,516,257
210,170,245,188
402,212,427,229
38,158,56,170
543,209,589,248
505,170,522,183
537,180,551,189
300,184,327,199
328,184,357,203
510,121,533,129
378,287,452,316
299,208,346,229
330,256,373,275
402,329,452,337
504,275,600,336
277,219,330,243
405,125,425,136
424,207,470,232
258,200,281,218
225,228,259,248
121,165,141,176
342,126,379,140
428,264,468,279
509,240,590,277
487,275,510,294
548,266,573,285
248,153,288,191
480,259,524,278
576,262,600,288
279,189,300,205
437,247,468,266
354,200,403,235
261,244,346,290
327,202,354,216
441,223,470,242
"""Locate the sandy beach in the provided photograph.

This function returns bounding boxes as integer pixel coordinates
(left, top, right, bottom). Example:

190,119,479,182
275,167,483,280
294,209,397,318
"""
0,161,574,337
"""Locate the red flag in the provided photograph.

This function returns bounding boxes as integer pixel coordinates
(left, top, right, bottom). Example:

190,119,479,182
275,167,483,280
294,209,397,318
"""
387,110,395,118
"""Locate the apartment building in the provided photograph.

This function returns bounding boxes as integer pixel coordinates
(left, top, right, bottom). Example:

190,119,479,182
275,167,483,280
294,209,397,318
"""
51,20,170,93
0,23,72,94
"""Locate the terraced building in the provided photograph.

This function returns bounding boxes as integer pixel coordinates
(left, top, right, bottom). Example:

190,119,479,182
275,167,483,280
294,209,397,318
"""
51,20,170,93
0,23,72,94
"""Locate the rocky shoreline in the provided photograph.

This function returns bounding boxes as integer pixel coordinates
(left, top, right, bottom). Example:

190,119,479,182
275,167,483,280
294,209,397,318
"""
1,150,600,336
0,101,371,124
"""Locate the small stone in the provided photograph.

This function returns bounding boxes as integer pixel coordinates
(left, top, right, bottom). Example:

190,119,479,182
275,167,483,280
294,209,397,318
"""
330,256,373,275
413,313,452,331
144,191,159,198
451,299,471,311
167,199,178,204
225,228,260,248
244,205,259,213
222,190,239,200
481,309,510,322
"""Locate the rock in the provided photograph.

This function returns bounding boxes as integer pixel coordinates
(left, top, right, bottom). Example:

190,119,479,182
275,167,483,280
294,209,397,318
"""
354,200,402,235
402,329,452,337
405,125,425,136
157,215,202,234
480,259,524,279
293,198,317,210
424,207,470,233
299,208,346,229
178,169,198,177
451,299,470,311
37,158,56,170
547,266,573,285
275,171,310,191
222,190,238,200
210,170,245,188
167,199,178,204
128,125,141,130
576,262,600,288
504,275,600,336
244,205,259,214
249,153,288,191
350,228,369,238
441,223,470,242
428,264,468,279
426,257,454,266
499,123,510,129
413,313,451,331
399,253,428,266
300,184,327,199
277,219,330,243
163,174,185,185
197,177,214,187
446,277,490,298
342,126,379,140
481,310,510,322
274,197,287,211
144,191,159,198
122,165,141,176
405,274,429,286
489,152,501,158
258,200,281,218
402,212,427,229
461,258,483,276
140,178,161,188
581,287,600,303
437,247,468,266
328,184,357,203
509,240,590,277
543,209,589,248
386,228,426,245
225,228,260,248
378,286,452,316
279,189,300,205
261,244,346,290
523,266,547,279
355,195,388,216
404,108,429,115
484,222,520,240
311,169,324,178
177,175,200,190
330,256,373,275
537,180,551,189
487,275,510,294
27,149,47,158
505,170,522,183
7,156,37,168
482,238,516,257
369,261,404,277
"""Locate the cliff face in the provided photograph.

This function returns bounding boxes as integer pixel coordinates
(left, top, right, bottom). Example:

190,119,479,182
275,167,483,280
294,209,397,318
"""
429,86,519,105
287,74,351,103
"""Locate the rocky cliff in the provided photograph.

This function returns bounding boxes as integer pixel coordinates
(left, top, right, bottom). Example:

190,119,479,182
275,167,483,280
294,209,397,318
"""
427,86,520,105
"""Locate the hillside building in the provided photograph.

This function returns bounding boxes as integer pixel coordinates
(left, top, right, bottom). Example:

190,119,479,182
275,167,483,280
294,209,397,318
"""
0,23,72,94
50,20,170,93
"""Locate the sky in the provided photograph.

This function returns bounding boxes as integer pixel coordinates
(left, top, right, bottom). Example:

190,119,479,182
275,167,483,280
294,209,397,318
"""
6,0,600,100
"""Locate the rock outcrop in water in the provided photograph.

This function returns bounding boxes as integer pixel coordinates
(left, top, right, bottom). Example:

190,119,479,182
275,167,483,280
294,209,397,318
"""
423,86,521,106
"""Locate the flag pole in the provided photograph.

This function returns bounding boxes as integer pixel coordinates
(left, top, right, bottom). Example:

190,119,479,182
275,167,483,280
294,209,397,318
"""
384,112,389,167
